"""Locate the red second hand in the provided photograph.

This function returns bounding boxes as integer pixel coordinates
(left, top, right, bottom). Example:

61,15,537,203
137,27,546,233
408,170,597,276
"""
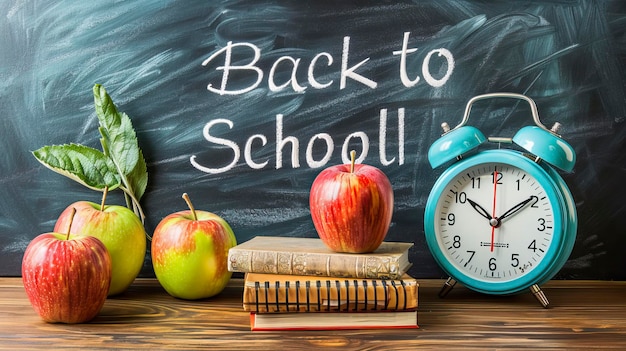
491,168,498,252
490,169,498,252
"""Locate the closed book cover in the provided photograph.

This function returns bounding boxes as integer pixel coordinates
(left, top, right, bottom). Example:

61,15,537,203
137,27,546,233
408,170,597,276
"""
228,236,413,279
243,272,418,313
250,310,418,331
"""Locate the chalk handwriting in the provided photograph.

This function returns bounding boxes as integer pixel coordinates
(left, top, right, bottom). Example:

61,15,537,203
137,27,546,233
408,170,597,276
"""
393,32,455,88
190,108,405,174
193,32,453,174
202,32,455,95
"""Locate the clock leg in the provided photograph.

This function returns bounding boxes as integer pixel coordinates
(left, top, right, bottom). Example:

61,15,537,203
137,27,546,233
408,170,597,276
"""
530,284,550,308
438,277,457,298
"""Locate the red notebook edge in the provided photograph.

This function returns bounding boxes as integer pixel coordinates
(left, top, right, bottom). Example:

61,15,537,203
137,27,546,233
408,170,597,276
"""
249,312,419,331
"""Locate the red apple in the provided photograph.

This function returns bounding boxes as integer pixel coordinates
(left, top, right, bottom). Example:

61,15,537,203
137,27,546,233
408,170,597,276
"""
151,193,237,300
310,151,394,253
54,189,147,296
22,208,111,323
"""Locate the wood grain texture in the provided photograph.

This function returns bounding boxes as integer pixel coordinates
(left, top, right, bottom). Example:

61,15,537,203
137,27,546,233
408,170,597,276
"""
0,278,625,350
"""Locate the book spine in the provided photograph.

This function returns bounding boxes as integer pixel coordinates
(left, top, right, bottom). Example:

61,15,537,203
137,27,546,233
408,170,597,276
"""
243,277,417,313
229,249,402,279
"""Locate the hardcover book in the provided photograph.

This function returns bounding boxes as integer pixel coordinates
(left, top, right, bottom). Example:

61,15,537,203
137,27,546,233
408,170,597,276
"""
249,310,418,331
228,236,413,279
242,272,418,313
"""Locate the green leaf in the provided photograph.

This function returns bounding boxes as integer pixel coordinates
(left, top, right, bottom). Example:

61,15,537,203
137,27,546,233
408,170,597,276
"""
33,84,148,224
32,144,121,191
93,85,140,176
93,84,148,202
127,148,148,201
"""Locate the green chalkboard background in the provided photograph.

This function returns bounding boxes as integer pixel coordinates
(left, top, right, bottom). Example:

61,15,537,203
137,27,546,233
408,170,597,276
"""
1,1,625,280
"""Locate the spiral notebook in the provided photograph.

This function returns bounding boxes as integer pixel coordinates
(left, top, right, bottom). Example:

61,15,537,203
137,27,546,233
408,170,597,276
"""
243,272,418,313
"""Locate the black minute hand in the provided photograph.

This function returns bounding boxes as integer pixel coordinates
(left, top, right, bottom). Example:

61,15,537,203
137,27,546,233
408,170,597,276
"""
497,195,538,224
466,198,493,221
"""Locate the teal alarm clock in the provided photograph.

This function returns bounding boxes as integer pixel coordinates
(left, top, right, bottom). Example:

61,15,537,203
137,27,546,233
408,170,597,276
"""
423,93,577,308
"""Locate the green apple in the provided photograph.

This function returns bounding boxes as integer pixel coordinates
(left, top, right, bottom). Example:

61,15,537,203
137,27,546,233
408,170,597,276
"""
151,193,237,300
54,193,147,296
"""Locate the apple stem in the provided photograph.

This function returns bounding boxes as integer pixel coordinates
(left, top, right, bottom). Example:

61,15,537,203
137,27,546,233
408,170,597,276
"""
100,186,109,212
65,207,77,241
182,193,198,221
350,150,356,174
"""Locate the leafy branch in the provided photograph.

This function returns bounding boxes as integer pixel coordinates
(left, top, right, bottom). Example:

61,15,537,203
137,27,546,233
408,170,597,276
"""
33,84,148,224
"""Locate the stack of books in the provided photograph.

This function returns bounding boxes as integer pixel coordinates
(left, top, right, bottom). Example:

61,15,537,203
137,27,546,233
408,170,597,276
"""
227,236,418,331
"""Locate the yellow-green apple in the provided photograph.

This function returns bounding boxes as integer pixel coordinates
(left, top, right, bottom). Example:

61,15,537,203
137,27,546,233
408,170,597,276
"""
151,193,237,300
22,208,111,323
309,151,394,253
54,190,146,296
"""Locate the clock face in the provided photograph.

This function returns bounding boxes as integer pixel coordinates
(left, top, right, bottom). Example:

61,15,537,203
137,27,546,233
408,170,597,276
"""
432,162,557,284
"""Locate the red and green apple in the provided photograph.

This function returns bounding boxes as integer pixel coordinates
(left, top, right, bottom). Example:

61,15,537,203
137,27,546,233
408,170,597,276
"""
310,151,394,253
22,208,111,324
151,193,237,300
54,189,147,296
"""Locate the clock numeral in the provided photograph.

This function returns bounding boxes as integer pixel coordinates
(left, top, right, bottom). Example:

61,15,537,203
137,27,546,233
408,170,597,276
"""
528,239,537,252
511,253,520,267
492,171,503,184
537,218,547,231
450,190,467,204
464,250,476,267
471,177,481,189
447,213,455,226
530,196,539,208
488,257,497,271
452,235,461,249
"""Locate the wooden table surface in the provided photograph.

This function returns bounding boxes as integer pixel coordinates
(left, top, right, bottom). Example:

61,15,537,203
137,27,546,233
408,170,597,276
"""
0,277,625,350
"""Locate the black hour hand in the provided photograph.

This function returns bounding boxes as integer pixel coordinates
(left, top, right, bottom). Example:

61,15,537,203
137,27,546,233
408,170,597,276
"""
466,198,492,221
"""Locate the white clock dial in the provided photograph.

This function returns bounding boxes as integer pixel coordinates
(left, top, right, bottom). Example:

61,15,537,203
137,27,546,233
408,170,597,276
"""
434,163,555,283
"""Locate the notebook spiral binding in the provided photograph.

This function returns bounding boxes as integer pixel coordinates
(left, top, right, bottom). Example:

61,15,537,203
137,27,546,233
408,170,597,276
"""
253,277,408,313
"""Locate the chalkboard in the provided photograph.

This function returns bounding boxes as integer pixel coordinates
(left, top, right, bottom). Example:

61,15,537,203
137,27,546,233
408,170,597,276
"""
1,1,625,280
